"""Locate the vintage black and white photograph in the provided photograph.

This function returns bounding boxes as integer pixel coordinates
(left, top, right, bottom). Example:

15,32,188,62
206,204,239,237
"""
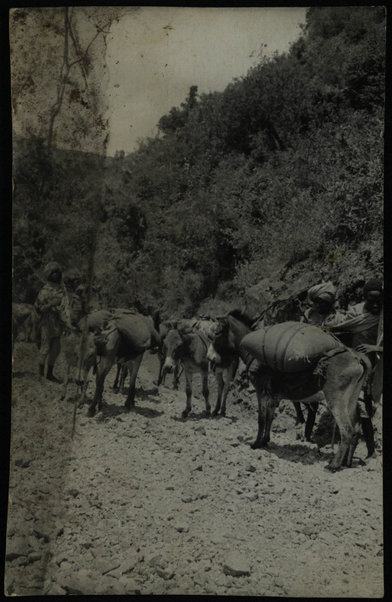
8,5,384,597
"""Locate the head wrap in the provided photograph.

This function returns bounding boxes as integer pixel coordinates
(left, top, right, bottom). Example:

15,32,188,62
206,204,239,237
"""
363,279,383,295
44,261,62,280
307,281,336,304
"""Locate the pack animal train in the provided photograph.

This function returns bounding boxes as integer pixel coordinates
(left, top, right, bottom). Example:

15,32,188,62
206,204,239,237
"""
14,295,375,471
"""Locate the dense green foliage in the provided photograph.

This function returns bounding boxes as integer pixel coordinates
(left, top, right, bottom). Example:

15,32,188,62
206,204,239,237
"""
13,7,385,315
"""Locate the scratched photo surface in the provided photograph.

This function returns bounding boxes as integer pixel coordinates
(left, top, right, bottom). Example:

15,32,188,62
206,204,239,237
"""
9,6,384,596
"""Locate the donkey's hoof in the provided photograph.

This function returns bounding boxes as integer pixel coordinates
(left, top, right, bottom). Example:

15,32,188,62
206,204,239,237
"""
87,407,96,417
182,410,189,419
251,440,267,450
325,463,341,473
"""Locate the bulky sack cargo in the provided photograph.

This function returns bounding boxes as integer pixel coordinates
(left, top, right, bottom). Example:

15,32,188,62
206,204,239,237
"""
80,309,114,332
114,313,153,354
113,309,161,350
240,321,343,373
112,307,139,318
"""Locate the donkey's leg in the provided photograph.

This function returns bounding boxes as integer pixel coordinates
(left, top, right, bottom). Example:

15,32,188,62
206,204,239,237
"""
113,362,121,393
119,365,128,395
220,358,238,416
182,365,193,419
212,369,224,416
292,401,305,425
173,361,182,390
344,423,361,467
251,376,270,449
157,352,165,386
201,369,211,416
305,401,319,442
263,396,280,445
344,389,364,467
125,354,143,410
88,355,113,417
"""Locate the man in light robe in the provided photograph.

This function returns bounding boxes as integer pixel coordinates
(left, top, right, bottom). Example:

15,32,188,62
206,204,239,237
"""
34,262,73,382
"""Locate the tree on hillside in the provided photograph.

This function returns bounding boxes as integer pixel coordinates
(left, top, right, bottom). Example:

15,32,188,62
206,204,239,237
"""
11,7,125,153
158,85,199,134
11,7,126,301
115,6,384,314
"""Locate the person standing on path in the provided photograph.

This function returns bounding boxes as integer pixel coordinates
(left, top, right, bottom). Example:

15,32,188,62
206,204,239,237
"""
34,261,72,382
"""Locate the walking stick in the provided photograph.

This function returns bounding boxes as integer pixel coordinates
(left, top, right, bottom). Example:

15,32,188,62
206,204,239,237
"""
72,219,99,439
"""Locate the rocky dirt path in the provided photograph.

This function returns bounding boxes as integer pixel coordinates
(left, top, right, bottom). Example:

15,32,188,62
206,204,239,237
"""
6,342,383,596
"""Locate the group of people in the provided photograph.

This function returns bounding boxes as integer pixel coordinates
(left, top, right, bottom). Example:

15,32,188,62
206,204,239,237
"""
32,261,383,458
33,262,88,383
302,278,383,457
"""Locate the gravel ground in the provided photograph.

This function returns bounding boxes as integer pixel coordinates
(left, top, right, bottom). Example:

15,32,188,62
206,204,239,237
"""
6,341,383,596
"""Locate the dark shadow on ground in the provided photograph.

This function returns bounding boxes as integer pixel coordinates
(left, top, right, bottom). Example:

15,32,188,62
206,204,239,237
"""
210,414,239,423
12,370,38,378
241,439,335,466
159,383,180,392
258,440,367,469
135,387,161,401
112,386,160,402
171,411,215,422
94,402,164,420
95,402,127,419
131,405,164,418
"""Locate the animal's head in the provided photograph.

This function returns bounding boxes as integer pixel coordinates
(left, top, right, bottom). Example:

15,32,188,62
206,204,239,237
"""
159,320,175,342
208,317,229,342
205,317,229,365
162,328,185,372
206,341,222,366
195,317,219,340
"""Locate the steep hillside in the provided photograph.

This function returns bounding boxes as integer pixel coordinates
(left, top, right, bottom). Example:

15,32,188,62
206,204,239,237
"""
12,7,384,315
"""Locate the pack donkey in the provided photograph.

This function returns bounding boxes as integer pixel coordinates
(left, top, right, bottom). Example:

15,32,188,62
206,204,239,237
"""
162,318,219,418
240,338,371,471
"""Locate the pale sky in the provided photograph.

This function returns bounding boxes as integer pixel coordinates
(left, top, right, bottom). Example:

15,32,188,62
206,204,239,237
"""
105,7,307,156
